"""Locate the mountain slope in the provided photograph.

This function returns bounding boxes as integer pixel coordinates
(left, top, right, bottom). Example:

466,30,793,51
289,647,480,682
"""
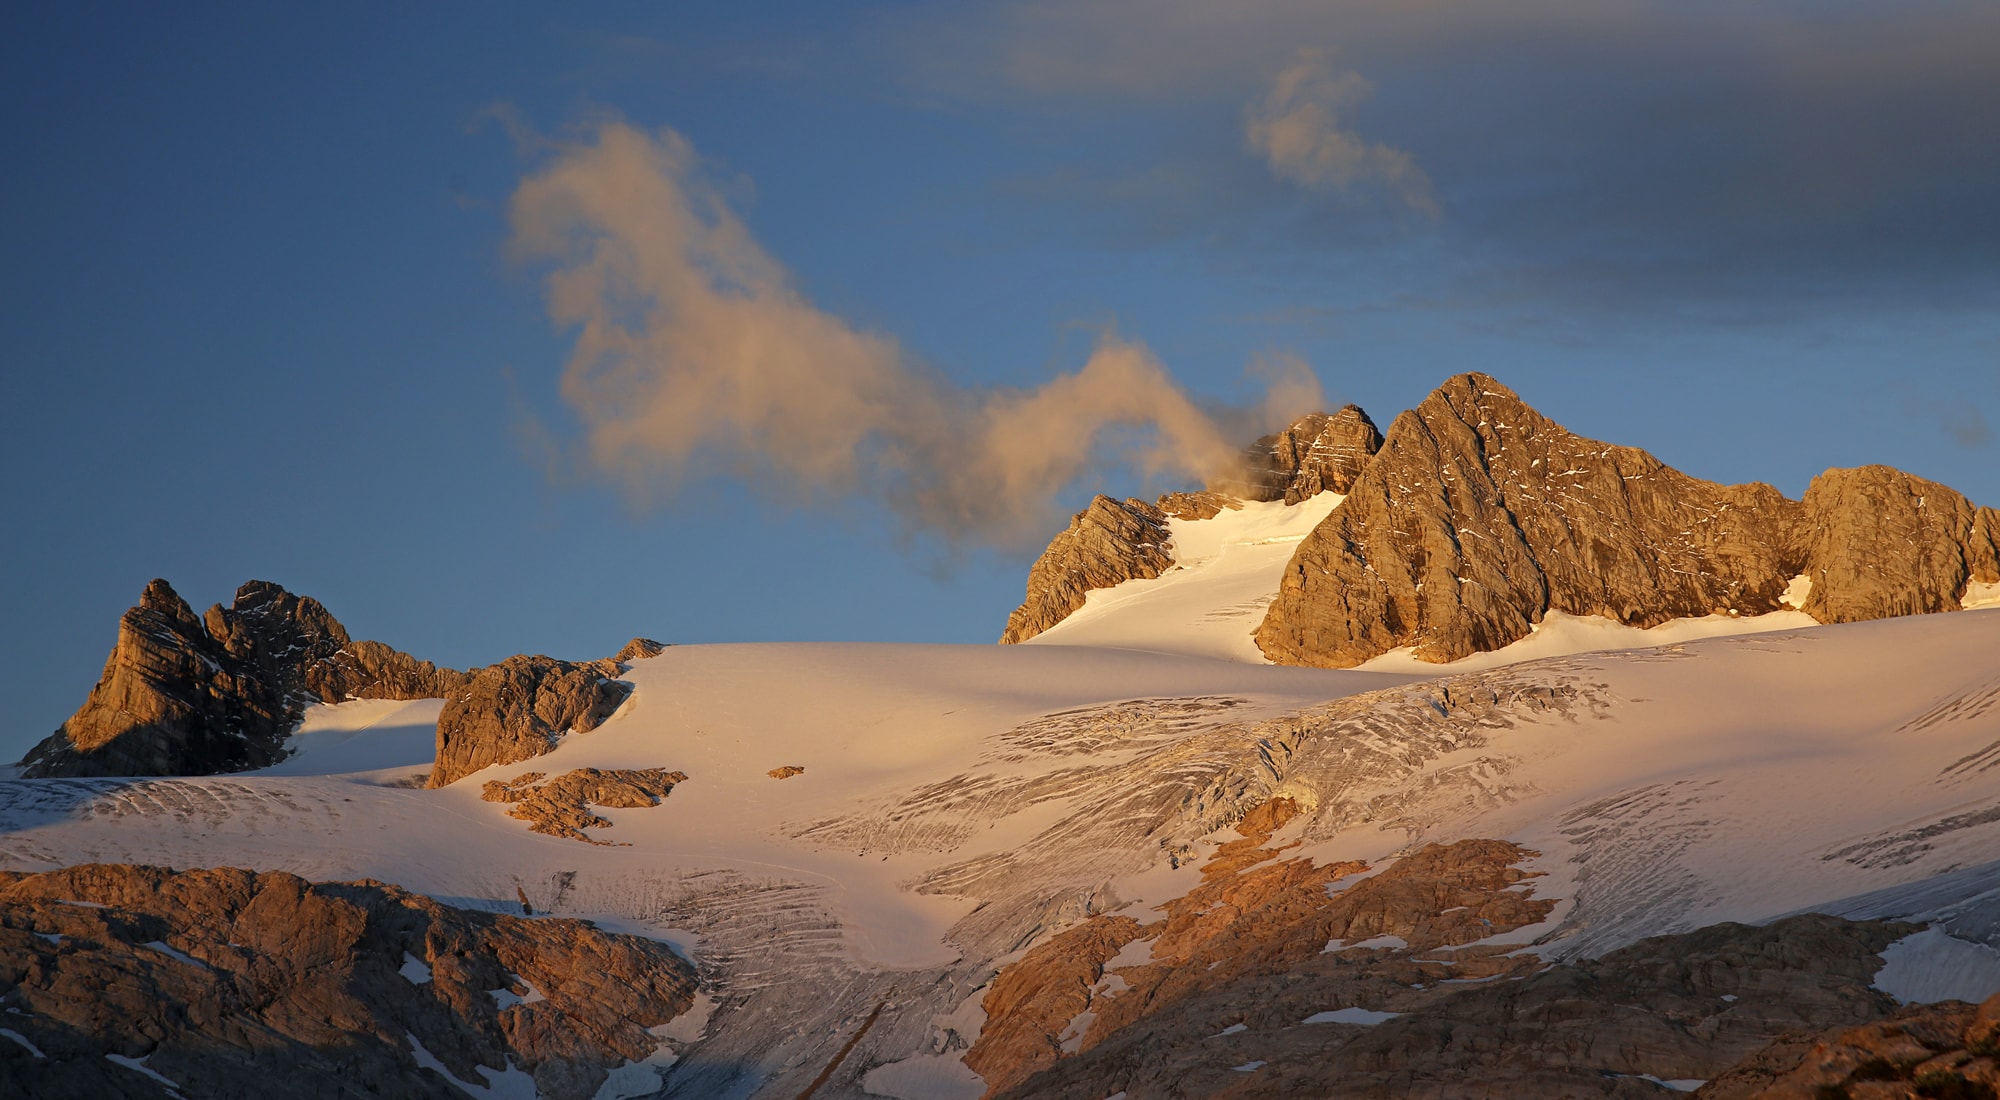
6,612,2000,1096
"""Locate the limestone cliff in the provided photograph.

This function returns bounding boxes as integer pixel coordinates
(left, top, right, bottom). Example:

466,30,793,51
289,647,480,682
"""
427,640,663,788
18,579,465,778
1256,373,2000,667
1218,404,1384,503
0,863,697,1100
1000,496,1177,645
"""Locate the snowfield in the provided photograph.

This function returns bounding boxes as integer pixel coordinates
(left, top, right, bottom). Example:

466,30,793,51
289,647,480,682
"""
6,606,2000,1096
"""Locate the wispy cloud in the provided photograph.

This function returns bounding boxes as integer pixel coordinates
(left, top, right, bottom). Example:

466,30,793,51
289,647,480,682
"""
1245,50,1436,215
509,123,1323,548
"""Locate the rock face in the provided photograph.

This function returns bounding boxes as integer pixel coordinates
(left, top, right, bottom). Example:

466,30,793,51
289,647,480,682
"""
18,579,465,778
971,808,1915,1100
0,863,697,1100
1001,410,1383,645
1701,994,2000,1098
429,652,641,788
481,767,688,844
1257,373,2000,667
1219,405,1384,503
1000,496,1177,644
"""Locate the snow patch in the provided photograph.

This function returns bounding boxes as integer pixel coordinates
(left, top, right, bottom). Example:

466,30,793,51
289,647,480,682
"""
405,1032,539,1099
1964,581,2000,611
0,1028,46,1058
105,1053,186,1097
1345,934,1408,951
400,953,432,984
1025,494,1344,662
1212,1022,1248,1037
1780,574,1813,610
1303,1007,1400,1026
1874,927,2000,1004
490,977,546,1010
1231,1060,1267,1072
650,991,715,1044
1359,609,1818,674
861,1052,986,1100
143,940,206,969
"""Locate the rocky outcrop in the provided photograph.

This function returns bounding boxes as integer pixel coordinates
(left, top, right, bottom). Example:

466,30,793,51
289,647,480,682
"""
967,800,1556,1097
612,636,667,662
1795,466,2000,626
1000,496,1177,644
18,579,465,779
768,765,806,779
1217,406,1384,503
480,767,688,844
1257,374,2000,667
0,863,697,1100
1002,410,1382,645
1701,994,2000,1098
429,652,642,788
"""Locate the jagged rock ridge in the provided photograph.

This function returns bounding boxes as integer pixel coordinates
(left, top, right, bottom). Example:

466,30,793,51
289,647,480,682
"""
18,579,465,779
1257,373,2000,667
0,863,697,1100
1214,404,1384,503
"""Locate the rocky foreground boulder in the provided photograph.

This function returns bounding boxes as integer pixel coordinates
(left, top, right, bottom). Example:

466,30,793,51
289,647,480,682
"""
427,639,666,788
17,580,465,778
1258,373,2000,666
0,863,697,1100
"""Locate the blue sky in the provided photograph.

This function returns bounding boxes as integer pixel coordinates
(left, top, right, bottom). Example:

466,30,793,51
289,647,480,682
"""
4,2,1997,760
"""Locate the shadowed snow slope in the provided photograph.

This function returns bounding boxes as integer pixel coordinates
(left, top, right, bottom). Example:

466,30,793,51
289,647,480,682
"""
6,615,2000,1097
1023,494,1342,660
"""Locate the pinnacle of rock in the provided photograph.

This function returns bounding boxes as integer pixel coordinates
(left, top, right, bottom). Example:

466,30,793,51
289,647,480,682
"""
17,579,464,778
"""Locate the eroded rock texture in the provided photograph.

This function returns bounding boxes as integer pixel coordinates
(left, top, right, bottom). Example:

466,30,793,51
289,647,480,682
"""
480,767,688,844
970,803,1918,1099
1258,373,2000,667
0,863,697,1100
1702,993,2000,1099
1000,496,1176,644
1218,405,1384,503
18,579,464,778
429,647,655,788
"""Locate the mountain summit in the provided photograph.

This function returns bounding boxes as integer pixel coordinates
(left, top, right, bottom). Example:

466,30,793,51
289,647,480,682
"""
1006,372,2000,667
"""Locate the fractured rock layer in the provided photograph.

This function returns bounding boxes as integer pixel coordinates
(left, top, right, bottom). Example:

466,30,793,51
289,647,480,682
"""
480,767,688,844
1000,496,1177,644
0,863,697,1100
1217,405,1384,504
1257,373,2000,667
1702,993,2000,1098
428,649,647,788
19,579,464,779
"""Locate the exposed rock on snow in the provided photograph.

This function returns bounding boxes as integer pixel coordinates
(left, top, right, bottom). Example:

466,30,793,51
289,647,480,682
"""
994,912,1919,1099
968,804,1553,1097
768,765,806,780
429,653,640,787
480,767,688,844
1000,496,1177,644
1257,373,2000,668
17,579,463,779
0,863,696,1100
1217,405,1385,504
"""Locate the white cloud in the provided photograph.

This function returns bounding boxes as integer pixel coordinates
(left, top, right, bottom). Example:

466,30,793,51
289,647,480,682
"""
1244,50,1437,214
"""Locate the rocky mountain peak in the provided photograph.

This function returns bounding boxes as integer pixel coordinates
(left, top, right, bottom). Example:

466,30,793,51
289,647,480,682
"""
1256,372,2000,667
18,579,465,779
1217,405,1384,503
